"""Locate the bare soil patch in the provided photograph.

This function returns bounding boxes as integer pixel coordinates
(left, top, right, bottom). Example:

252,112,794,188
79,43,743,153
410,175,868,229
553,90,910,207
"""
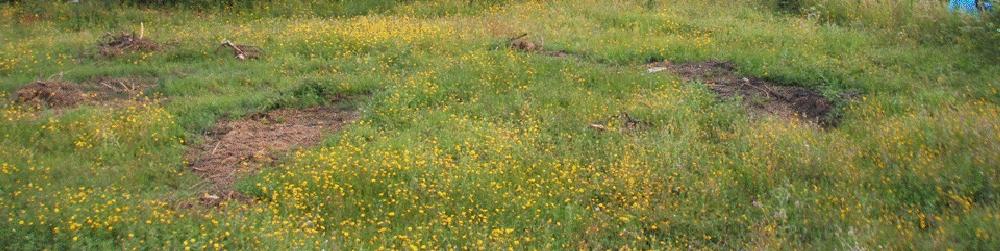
98,32,160,58
186,104,359,206
15,81,85,109
649,61,836,126
14,77,155,109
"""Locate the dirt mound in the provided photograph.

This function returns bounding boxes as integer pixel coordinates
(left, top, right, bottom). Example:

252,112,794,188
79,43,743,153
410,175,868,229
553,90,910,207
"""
14,77,156,109
508,33,571,58
186,105,359,205
15,81,87,109
98,32,160,58
650,61,836,126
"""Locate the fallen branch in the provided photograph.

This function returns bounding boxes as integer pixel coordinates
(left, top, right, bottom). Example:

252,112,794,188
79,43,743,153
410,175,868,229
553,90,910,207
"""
219,40,262,60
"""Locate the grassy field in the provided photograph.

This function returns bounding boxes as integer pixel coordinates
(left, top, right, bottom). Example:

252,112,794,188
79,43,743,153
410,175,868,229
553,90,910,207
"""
1,0,998,249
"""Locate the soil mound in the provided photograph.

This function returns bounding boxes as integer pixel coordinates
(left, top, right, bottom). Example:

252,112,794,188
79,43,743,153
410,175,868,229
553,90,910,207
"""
14,77,156,109
15,81,86,109
508,33,571,58
650,61,836,126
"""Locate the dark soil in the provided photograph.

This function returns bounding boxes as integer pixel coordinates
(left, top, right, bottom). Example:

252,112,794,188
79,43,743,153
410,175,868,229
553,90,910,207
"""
186,105,359,206
650,61,837,126
98,32,160,58
15,81,86,109
14,77,156,109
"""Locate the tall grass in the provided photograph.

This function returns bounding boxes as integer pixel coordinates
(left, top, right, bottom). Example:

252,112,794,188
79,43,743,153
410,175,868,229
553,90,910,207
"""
757,0,999,61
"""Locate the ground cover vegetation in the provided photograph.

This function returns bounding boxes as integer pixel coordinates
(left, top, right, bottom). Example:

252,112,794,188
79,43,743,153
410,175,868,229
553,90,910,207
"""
1,0,998,249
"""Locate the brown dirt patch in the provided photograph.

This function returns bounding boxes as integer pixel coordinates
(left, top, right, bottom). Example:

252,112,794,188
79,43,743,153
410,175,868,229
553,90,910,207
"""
650,61,837,126
186,105,359,206
15,81,86,109
14,77,156,109
508,33,571,58
98,32,160,58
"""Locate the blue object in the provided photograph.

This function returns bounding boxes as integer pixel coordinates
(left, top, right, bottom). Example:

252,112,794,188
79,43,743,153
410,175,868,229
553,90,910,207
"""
986,1,993,11
949,0,979,14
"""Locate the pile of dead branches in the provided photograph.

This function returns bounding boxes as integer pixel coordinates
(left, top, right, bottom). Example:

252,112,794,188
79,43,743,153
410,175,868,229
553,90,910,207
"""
93,76,150,97
15,81,85,108
217,40,262,60
98,32,160,57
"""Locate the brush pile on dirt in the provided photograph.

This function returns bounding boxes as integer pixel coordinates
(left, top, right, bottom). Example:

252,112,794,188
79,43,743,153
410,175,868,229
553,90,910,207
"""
15,81,86,109
217,40,262,60
14,77,155,109
92,76,154,97
508,33,570,58
98,32,160,58
650,61,836,126
186,105,359,206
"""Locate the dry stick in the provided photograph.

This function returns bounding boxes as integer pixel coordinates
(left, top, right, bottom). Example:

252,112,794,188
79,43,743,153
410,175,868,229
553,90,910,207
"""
740,81,775,99
210,140,223,155
507,33,528,44
99,81,117,91
225,42,247,58
232,45,246,56
117,81,130,92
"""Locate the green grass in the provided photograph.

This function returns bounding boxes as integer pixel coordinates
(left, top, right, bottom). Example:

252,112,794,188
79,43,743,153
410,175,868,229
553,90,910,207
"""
1,0,998,249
